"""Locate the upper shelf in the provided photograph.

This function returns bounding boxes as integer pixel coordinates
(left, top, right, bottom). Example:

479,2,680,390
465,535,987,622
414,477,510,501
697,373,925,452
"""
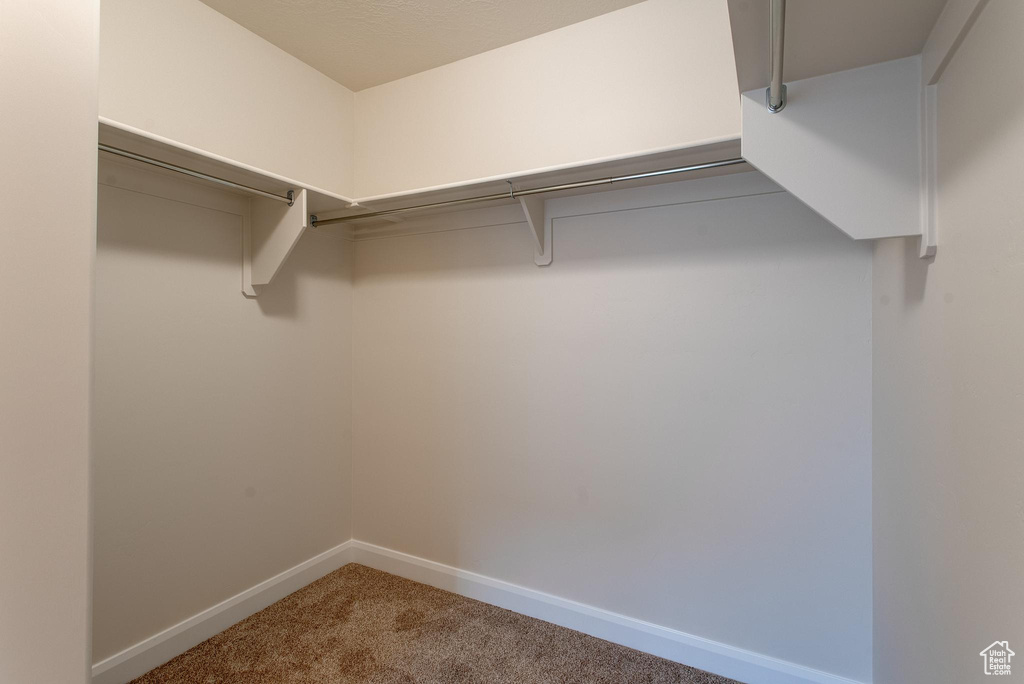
100,117,747,238
99,118,356,217
318,138,747,235
99,117,749,286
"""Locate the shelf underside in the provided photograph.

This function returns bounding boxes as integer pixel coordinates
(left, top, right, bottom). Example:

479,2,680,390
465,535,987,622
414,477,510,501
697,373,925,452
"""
99,118,746,239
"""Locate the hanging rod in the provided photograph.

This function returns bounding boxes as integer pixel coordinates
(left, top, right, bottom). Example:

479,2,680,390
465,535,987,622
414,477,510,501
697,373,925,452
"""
766,0,787,112
311,157,746,227
98,143,295,205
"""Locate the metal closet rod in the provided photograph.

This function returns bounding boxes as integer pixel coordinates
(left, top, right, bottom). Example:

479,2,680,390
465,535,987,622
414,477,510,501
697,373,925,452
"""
98,143,295,205
311,157,746,227
767,0,787,113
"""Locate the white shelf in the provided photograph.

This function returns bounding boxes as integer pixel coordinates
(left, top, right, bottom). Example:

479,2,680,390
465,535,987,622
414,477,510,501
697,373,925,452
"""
326,138,745,234
99,118,747,284
98,118,356,218
100,117,745,238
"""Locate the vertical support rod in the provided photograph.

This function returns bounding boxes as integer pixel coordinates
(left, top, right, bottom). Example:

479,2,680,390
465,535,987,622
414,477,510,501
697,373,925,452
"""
767,0,787,113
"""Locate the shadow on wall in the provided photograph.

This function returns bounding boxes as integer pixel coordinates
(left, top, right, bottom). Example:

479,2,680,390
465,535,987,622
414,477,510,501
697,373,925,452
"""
254,232,348,320
902,234,931,305
936,0,1014,191
353,190,867,282
873,235,932,307
96,182,349,320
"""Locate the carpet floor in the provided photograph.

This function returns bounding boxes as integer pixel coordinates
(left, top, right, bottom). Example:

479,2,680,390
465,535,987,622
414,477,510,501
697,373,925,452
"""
131,563,741,683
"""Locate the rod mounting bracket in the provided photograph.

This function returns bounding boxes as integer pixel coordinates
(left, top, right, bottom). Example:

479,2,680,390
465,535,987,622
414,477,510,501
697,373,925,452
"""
767,0,787,113
766,84,787,113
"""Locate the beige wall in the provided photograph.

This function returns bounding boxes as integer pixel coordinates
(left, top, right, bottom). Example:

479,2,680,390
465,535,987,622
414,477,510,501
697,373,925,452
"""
872,0,1024,681
353,0,740,198
351,174,873,681
91,161,353,662
99,0,739,202
0,0,97,682
100,0,355,195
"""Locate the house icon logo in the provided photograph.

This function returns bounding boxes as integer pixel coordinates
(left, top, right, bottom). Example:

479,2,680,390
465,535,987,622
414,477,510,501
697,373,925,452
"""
980,641,1014,675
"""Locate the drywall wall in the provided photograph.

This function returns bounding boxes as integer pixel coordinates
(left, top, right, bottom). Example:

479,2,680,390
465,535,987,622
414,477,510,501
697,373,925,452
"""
91,160,353,663
100,0,355,195
353,0,740,199
100,0,739,202
872,0,1024,681
352,173,873,682
0,0,97,682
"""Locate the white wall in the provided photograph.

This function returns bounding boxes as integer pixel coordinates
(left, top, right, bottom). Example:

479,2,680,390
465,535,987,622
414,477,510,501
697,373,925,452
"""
872,0,1024,681
91,161,353,662
100,0,355,195
98,0,740,202
0,1,97,682
352,173,873,682
353,0,740,198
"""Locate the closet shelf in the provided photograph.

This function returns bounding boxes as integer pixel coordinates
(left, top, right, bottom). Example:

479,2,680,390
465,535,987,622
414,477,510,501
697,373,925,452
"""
320,137,746,266
99,118,357,298
322,139,744,227
99,118,747,285
98,118,355,216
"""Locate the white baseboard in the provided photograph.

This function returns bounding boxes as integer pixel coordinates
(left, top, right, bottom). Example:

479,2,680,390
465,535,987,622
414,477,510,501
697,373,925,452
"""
91,540,354,684
349,540,866,684
93,538,865,684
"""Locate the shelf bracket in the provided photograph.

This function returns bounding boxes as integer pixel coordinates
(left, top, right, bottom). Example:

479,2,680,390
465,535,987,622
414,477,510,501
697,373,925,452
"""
520,196,552,266
243,188,307,296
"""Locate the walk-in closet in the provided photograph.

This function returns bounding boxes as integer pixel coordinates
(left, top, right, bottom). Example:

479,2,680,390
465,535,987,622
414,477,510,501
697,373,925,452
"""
2,1,1020,683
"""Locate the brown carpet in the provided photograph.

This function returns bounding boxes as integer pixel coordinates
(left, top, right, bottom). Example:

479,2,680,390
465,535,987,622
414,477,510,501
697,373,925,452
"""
132,563,740,683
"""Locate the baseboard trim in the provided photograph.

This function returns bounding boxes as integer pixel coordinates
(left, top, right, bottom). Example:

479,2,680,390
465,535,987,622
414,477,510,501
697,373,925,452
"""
91,540,354,684
92,538,865,684
349,540,865,684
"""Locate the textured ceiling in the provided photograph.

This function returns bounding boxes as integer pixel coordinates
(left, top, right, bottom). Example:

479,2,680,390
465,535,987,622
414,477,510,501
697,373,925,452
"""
728,0,948,93
198,0,647,91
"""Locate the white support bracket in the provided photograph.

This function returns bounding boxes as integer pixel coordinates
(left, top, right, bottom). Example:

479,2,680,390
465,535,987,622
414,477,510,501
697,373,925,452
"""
520,196,552,266
243,188,307,296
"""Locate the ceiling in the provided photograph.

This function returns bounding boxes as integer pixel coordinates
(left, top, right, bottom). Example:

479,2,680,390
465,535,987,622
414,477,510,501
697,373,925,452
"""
198,0,647,91
728,0,949,93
